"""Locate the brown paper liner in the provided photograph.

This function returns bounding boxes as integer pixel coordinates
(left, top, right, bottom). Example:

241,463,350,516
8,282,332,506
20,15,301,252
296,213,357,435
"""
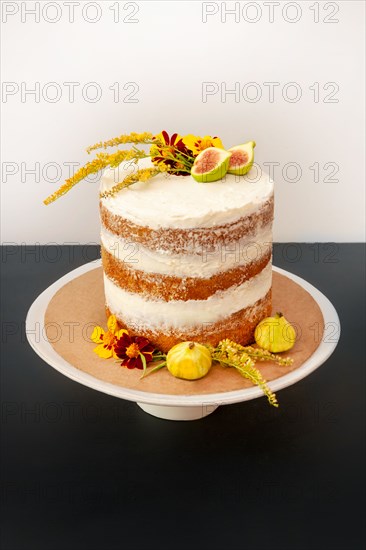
44,268,324,396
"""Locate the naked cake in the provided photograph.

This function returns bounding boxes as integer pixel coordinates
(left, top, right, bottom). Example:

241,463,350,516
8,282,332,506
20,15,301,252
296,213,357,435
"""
99,157,274,353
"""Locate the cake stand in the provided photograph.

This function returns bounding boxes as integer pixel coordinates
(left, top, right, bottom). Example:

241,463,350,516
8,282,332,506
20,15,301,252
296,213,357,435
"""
26,262,340,421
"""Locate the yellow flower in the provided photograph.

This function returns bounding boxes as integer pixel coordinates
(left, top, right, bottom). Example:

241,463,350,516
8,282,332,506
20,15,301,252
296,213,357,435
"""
182,135,224,155
91,315,128,359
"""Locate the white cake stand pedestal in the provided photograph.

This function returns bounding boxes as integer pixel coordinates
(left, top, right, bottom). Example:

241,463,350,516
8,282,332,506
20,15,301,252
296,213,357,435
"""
137,402,219,421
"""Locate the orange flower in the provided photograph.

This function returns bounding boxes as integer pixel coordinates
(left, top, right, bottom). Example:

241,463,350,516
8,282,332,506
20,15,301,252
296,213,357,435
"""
91,315,127,359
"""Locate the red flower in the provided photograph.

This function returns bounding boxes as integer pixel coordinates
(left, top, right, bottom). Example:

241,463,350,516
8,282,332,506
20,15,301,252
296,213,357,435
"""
114,333,155,370
150,131,193,176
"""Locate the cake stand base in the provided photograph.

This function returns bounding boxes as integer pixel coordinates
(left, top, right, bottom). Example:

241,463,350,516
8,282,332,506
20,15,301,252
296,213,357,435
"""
137,402,219,421
26,262,340,423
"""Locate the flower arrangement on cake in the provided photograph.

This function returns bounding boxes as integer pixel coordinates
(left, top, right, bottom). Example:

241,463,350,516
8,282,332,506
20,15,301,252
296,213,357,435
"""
44,130,297,407
43,131,255,203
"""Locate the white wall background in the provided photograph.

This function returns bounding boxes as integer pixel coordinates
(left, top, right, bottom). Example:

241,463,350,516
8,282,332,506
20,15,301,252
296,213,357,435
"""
1,0,365,244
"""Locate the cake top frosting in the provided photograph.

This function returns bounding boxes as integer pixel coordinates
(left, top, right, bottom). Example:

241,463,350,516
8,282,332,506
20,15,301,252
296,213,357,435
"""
43,130,272,215
100,158,273,230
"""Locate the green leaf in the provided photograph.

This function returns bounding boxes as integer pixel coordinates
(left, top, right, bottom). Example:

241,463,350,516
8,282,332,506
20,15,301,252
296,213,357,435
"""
139,352,147,377
140,361,167,380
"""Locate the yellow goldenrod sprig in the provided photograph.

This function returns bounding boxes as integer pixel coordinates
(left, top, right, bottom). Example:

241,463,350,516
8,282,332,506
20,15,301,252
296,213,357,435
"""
232,361,279,408
100,167,160,199
219,339,293,367
96,148,148,167
44,156,109,205
241,345,293,367
209,339,280,407
86,132,154,154
43,148,149,205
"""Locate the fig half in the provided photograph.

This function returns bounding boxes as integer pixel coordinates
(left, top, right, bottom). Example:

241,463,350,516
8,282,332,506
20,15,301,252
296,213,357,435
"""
227,141,256,176
191,147,231,183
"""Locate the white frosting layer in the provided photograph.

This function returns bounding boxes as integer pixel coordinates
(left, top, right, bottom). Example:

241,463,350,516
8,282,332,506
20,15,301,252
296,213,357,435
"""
101,224,272,278
103,262,272,330
100,158,273,230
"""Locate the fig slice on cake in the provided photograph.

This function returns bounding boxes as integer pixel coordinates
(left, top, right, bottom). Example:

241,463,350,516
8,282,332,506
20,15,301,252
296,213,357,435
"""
191,147,231,183
227,141,256,175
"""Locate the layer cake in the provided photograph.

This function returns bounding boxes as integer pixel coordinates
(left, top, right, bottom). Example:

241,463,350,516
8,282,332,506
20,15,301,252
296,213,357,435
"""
100,157,274,352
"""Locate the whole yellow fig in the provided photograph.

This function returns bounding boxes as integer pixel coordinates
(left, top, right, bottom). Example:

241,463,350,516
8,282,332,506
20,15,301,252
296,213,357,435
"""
166,341,212,380
254,312,296,353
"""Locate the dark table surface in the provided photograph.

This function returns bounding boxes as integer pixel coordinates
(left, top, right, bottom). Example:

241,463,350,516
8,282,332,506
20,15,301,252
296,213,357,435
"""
1,244,365,550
